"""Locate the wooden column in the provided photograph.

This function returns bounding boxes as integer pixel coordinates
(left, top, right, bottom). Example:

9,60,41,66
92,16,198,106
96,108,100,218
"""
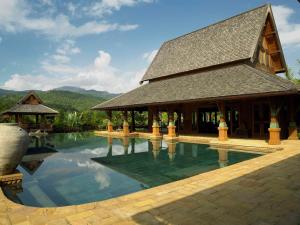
123,110,129,136
167,110,176,138
268,103,281,145
288,97,298,140
35,115,39,125
16,114,22,128
41,115,46,130
183,105,193,133
148,108,153,132
217,102,228,141
106,111,113,132
152,108,161,137
214,111,217,124
131,110,136,132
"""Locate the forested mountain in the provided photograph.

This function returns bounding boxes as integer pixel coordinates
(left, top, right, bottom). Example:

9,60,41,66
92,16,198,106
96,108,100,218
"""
0,87,122,131
0,87,119,112
53,86,120,99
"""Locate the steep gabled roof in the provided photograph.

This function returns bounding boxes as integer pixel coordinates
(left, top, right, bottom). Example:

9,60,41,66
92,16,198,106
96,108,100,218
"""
18,91,43,104
93,63,298,110
141,4,275,82
1,91,58,115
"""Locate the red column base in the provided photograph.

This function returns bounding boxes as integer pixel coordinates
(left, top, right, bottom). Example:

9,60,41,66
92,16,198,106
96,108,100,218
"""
107,124,113,132
268,128,281,145
288,127,299,140
152,125,161,137
218,127,228,141
167,125,176,138
123,124,130,136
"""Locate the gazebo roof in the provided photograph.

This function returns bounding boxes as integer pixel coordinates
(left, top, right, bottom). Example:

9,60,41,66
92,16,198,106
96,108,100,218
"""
92,64,298,110
3,104,58,115
2,91,58,115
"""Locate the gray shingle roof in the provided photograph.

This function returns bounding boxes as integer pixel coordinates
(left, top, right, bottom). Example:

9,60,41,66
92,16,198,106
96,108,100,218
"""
142,4,270,82
93,64,298,110
2,104,59,115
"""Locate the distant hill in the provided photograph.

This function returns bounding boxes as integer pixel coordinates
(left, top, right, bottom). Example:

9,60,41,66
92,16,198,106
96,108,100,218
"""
0,89,26,96
0,87,119,113
53,86,120,99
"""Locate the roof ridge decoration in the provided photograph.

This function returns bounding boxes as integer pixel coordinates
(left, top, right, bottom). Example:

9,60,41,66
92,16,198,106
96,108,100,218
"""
141,4,285,82
18,91,43,105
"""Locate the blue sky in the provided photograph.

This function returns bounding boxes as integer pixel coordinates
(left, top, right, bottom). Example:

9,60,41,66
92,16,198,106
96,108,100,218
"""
0,0,299,93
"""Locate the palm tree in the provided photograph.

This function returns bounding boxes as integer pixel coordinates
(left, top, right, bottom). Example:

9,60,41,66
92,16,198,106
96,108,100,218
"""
285,60,300,84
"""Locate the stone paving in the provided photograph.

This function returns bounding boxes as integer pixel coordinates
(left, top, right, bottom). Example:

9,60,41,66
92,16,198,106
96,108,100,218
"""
0,139,300,225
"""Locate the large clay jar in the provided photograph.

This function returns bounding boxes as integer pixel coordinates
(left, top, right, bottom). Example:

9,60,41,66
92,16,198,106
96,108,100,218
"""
0,123,29,175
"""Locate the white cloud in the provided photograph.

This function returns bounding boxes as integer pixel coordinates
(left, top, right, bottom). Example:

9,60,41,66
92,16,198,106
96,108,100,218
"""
273,5,300,46
56,40,80,55
39,0,53,6
41,39,81,72
76,161,111,190
52,54,71,64
143,49,158,63
0,0,139,39
67,2,76,16
84,0,155,18
2,50,145,93
41,62,81,74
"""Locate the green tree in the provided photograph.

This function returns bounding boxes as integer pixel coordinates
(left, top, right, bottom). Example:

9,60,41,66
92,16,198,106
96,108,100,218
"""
285,60,300,84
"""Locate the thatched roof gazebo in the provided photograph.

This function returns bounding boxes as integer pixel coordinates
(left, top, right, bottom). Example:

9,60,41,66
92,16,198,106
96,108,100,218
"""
1,91,58,132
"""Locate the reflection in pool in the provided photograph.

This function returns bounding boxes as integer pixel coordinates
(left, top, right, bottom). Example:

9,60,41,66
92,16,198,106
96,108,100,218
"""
3,132,261,207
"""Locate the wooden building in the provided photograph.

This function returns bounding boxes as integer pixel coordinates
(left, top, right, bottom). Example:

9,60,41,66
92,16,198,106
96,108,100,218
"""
92,4,300,145
1,91,58,132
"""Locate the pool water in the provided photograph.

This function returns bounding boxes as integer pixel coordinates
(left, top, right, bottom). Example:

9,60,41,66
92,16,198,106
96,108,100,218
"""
3,132,260,207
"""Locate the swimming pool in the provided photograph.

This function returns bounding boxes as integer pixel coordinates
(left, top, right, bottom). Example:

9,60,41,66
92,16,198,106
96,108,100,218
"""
3,132,261,207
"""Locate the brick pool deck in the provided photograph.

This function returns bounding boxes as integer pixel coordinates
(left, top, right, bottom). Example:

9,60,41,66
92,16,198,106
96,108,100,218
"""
0,138,300,225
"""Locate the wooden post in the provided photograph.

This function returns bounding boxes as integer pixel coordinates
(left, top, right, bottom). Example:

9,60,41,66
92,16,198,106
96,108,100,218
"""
167,110,176,138
148,108,153,132
183,105,193,133
131,110,136,132
106,111,113,132
41,115,46,130
214,111,217,125
288,96,298,140
217,102,228,141
123,110,129,136
35,115,39,125
268,103,281,145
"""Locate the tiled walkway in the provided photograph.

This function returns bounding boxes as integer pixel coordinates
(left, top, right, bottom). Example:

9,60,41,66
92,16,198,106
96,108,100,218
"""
0,140,299,225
